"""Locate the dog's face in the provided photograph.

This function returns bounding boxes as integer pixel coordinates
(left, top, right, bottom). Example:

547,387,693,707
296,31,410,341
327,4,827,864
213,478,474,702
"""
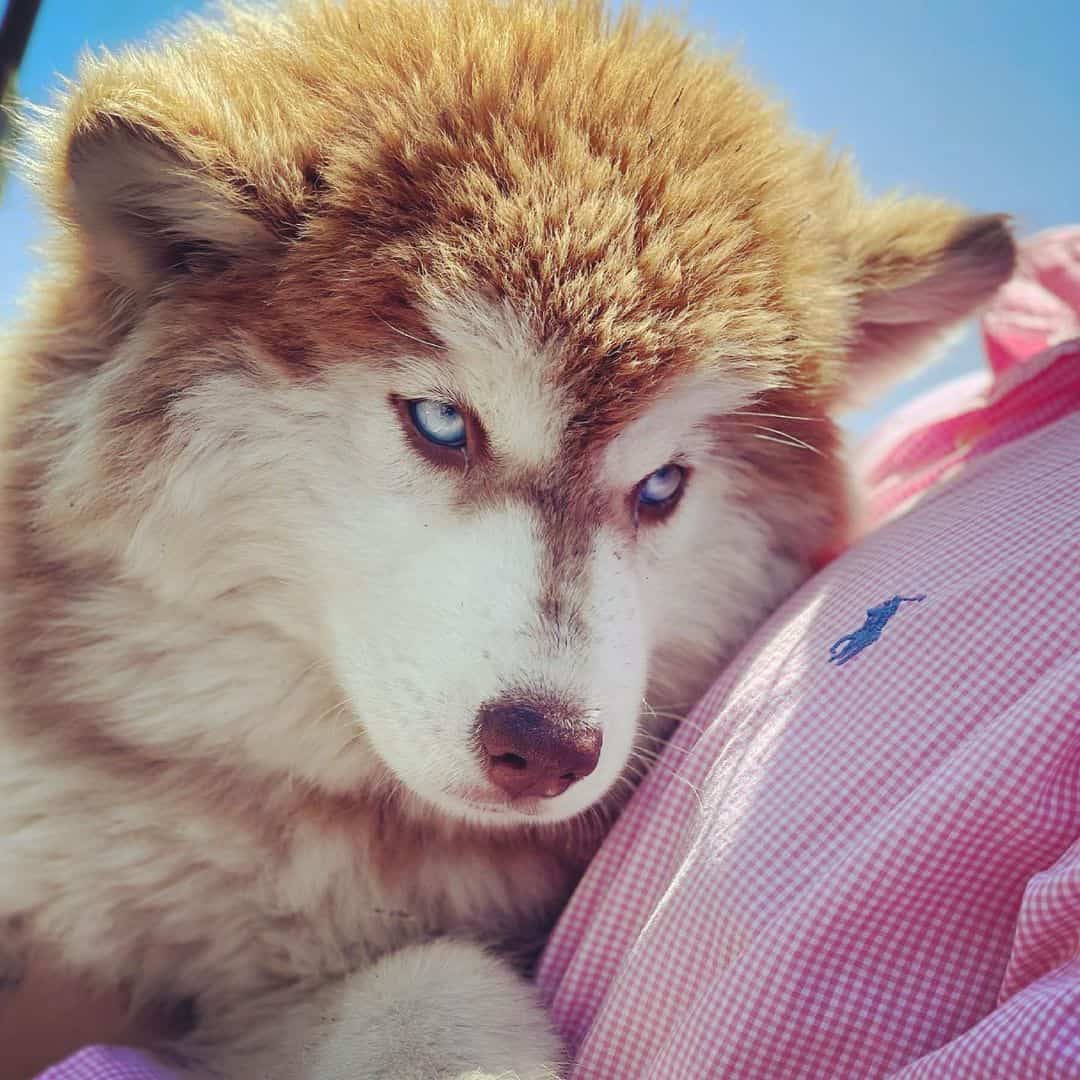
42,285,804,827
285,303,807,825
23,0,1014,826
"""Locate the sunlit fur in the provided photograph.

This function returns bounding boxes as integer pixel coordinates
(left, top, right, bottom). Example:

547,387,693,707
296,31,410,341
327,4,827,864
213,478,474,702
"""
0,0,1014,1075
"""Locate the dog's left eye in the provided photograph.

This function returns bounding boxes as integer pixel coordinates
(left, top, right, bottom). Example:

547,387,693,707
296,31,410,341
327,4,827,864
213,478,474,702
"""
638,464,686,507
408,399,467,448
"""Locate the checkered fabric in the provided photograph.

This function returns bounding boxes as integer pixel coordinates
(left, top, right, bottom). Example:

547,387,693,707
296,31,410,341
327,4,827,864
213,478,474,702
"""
36,1049,171,1080
34,230,1080,1079
536,229,1080,1078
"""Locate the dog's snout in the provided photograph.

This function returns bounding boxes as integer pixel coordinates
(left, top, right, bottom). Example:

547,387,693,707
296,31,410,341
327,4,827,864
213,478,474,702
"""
476,700,602,799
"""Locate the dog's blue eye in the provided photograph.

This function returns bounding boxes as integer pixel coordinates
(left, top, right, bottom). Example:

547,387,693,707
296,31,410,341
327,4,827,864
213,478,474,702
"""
638,464,685,505
408,399,467,448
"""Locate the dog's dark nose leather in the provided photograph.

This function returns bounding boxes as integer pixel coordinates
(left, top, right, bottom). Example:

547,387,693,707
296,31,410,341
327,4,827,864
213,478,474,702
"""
476,702,602,799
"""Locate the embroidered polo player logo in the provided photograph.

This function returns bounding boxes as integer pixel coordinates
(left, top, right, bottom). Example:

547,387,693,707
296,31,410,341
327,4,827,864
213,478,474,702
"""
829,594,926,665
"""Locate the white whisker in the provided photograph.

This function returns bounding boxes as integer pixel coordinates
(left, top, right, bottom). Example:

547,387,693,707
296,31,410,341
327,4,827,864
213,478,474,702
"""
734,410,824,423
374,312,446,351
750,431,823,456
627,753,707,815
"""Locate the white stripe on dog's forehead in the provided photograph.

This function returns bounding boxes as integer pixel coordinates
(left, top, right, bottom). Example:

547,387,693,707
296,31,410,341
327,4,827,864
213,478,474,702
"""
422,294,765,480
423,295,572,467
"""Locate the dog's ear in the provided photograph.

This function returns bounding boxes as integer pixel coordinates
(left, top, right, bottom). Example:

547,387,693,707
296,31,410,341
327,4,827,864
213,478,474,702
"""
65,118,278,292
840,204,1015,406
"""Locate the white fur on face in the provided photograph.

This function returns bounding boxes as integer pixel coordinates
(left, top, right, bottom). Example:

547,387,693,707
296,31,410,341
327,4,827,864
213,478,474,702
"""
421,294,574,467
100,299,800,826
318,488,646,826
300,300,647,825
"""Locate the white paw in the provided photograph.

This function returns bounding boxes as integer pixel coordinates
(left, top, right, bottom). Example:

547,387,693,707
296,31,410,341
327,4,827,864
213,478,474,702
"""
296,941,565,1080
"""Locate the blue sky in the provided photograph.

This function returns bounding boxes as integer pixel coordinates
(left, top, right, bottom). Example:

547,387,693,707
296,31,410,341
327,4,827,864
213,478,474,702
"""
2,0,1077,433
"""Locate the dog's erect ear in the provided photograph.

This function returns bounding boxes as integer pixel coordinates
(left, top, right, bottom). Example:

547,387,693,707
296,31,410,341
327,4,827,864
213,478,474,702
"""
840,204,1015,407
65,120,278,291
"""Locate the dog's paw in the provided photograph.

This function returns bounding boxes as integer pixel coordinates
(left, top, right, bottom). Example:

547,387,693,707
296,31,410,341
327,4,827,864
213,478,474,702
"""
297,940,565,1080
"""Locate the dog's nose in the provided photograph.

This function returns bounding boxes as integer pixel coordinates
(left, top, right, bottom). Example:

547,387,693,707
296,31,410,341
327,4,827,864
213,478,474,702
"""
476,701,602,799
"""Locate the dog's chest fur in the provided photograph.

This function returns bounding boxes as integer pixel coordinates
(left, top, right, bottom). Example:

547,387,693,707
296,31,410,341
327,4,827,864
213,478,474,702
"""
0,573,585,1015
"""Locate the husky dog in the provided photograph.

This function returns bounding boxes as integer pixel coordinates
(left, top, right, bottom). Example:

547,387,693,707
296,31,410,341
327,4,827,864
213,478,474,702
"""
0,0,1014,1076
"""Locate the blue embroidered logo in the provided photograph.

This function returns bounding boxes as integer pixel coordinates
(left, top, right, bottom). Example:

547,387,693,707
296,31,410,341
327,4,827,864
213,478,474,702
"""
828,594,926,665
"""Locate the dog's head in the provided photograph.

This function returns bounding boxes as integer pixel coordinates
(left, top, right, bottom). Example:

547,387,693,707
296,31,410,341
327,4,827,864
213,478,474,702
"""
21,0,1013,825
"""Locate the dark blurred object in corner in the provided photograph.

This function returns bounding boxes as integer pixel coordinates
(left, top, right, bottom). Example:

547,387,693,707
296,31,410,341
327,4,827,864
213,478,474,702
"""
0,0,44,192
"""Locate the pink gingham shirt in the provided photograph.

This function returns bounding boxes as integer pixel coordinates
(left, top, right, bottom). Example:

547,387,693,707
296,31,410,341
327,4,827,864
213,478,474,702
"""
536,228,1080,1078
36,1051,168,1080
39,230,1080,1078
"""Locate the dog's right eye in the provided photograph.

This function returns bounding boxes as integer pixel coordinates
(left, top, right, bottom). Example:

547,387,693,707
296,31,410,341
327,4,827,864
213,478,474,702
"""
408,399,467,449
